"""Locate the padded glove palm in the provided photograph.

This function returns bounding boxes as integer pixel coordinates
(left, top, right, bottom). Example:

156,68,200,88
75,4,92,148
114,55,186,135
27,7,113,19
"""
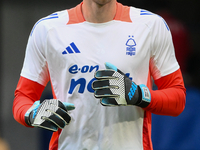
92,62,151,108
25,99,75,132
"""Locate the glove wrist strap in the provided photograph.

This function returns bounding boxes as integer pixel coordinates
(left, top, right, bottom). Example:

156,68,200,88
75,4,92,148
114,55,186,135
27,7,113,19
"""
25,115,31,126
24,100,40,126
136,84,151,108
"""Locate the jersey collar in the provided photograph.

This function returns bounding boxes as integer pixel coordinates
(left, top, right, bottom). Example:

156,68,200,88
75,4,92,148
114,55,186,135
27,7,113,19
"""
67,2,131,25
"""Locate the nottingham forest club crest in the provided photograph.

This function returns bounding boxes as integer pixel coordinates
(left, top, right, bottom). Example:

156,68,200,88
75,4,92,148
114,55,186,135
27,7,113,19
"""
126,35,137,56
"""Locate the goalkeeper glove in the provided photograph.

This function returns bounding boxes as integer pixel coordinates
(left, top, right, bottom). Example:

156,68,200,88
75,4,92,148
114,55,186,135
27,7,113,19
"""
92,62,151,108
25,99,75,132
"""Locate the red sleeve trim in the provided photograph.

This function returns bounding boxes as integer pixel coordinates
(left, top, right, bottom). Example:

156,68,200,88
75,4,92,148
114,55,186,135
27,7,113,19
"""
13,76,45,126
145,69,186,116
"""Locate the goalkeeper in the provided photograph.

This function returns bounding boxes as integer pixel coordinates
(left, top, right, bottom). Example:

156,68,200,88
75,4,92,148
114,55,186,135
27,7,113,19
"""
12,0,186,149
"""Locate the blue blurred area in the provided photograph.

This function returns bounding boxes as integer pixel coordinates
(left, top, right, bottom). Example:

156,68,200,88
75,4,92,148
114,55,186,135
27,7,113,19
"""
152,86,200,150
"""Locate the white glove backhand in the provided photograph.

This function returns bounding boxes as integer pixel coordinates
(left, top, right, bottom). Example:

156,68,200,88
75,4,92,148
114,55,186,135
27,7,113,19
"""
92,62,151,108
25,99,75,131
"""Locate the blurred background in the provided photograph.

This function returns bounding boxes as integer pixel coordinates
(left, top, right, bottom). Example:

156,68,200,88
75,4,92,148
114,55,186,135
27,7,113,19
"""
0,0,200,149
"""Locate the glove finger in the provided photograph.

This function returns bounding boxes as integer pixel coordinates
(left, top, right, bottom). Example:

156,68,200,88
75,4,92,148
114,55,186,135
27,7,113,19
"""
105,62,118,71
95,70,116,79
57,100,75,111
94,88,119,98
100,97,119,106
48,113,66,129
63,102,75,111
92,80,114,89
57,100,67,111
41,112,67,129
105,62,125,75
56,108,71,124
37,120,58,132
40,116,62,131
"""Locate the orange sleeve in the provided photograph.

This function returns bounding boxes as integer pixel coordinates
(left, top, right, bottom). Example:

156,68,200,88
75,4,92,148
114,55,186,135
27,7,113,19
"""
144,69,186,116
12,76,45,127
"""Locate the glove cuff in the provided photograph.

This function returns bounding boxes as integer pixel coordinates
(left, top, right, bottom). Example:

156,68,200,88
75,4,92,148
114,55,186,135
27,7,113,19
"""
24,100,40,126
25,114,31,126
136,84,151,108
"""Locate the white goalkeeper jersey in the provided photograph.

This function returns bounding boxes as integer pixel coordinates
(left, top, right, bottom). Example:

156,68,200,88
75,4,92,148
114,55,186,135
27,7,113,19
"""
21,2,179,150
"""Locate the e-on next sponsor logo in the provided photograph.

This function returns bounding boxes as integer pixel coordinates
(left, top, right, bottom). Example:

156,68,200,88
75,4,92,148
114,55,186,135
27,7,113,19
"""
68,64,99,94
68,64,132,94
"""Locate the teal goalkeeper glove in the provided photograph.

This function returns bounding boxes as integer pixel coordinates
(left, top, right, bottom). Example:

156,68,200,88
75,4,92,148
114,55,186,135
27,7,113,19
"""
92,62,151,108
25,99,75,132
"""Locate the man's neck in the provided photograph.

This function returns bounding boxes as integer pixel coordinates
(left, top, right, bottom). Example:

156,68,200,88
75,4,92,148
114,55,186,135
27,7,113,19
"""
82,0,117,23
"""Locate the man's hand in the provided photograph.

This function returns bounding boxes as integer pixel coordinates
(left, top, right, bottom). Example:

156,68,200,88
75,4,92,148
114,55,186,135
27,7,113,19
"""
25,99,75,132
92,62,151,108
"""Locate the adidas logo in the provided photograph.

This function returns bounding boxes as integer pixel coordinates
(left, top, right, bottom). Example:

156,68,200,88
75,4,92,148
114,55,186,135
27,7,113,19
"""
62,42,81,55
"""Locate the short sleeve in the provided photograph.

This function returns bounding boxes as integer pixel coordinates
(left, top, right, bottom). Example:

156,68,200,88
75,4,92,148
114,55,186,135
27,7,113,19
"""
20,19,50,86
150,16,179,80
